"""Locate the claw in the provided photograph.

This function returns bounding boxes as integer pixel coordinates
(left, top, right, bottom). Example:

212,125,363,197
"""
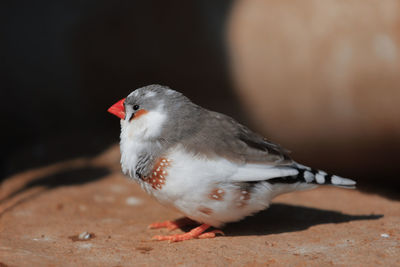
152,224,222,242
199,229,225,239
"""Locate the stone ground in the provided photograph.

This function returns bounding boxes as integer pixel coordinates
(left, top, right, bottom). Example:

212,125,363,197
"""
1,145,399,266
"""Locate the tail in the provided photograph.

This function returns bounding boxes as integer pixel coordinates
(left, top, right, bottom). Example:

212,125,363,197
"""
268,163,356,189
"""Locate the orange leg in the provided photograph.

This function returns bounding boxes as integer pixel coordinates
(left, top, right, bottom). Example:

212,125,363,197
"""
152,224,224,242
148,217,196,231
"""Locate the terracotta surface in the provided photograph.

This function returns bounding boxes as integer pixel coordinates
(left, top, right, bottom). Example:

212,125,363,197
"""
1,145,399,266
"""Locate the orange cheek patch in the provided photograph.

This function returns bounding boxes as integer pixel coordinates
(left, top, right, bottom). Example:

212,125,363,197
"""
143,157,171,190
131,109,148,121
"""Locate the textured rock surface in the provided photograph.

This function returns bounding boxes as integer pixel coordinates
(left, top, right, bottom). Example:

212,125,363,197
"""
1,145,399,266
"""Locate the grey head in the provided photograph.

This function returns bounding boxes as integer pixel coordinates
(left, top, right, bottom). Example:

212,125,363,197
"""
124,84,205,144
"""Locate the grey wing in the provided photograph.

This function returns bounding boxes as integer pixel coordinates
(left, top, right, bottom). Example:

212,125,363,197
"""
181,111,299,181
211,112,301,181
234,123,291,164
209,111,292,165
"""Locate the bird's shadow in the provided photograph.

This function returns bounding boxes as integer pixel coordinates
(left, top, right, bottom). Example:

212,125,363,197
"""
179,204,383,236
0,166,110,217
224,203,383,236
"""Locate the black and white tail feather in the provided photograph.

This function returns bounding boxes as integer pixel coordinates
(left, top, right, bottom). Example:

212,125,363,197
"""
268,163,356,189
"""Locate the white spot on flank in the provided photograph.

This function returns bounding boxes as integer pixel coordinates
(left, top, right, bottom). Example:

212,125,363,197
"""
217,189,223,194
381,233,390,238
242,191,248,194
125,196,143,206
315,174,325,184
162,159,166,162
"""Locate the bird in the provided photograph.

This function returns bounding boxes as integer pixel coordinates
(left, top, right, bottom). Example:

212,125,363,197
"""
108,84,356,242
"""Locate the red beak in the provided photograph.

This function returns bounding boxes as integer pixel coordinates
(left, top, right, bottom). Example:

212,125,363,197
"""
108,98,126,119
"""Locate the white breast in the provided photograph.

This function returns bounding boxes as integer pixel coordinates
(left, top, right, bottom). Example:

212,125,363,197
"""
119,108,167,177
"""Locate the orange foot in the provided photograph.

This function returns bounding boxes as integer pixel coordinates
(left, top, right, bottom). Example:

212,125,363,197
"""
152,224,224,242
148,217,196,231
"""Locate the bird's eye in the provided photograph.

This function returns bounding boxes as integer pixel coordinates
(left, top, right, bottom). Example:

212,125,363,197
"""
133,105,139,110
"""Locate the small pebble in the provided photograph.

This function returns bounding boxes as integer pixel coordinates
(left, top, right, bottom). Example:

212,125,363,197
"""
79,231,91,240
69,232,96,242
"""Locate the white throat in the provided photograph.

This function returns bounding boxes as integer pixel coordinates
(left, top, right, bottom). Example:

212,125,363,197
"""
119,107,167,177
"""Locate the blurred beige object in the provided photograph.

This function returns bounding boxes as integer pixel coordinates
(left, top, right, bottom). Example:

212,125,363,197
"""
227,0,400,180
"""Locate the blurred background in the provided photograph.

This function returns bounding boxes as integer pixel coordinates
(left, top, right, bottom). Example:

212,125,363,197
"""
1,0,399,198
